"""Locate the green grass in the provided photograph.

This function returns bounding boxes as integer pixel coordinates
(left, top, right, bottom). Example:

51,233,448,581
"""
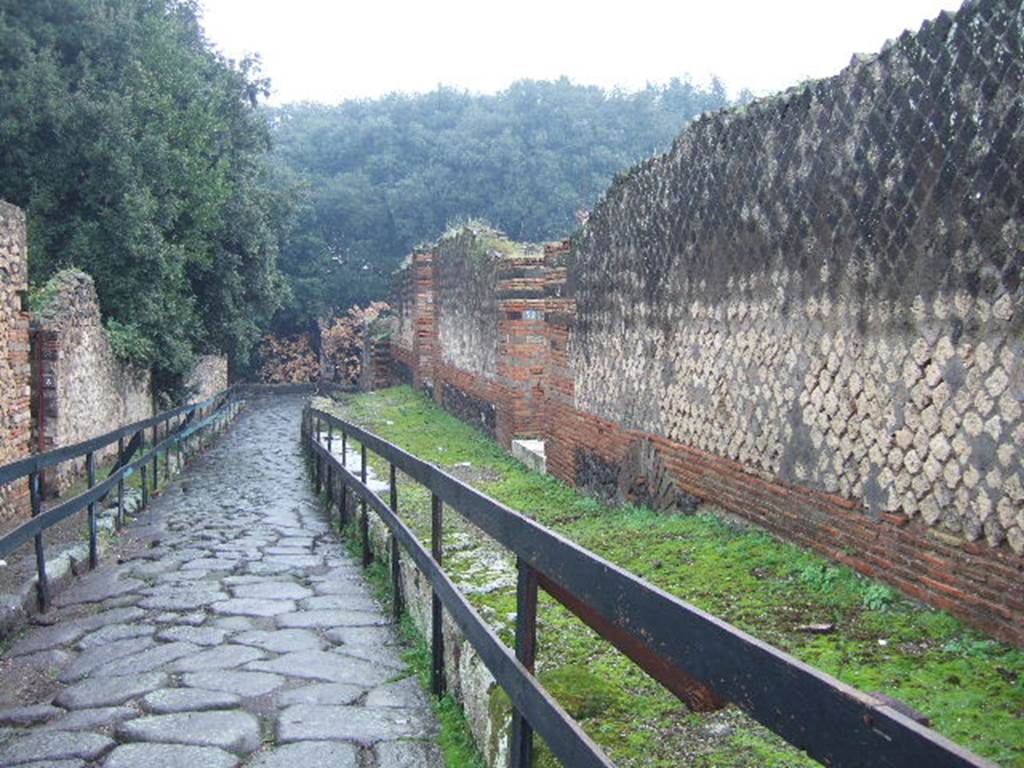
319,386,1024,767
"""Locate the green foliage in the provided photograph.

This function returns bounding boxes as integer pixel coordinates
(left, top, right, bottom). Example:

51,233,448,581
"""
942,635,1000,659
861,583,896,611
267,78,733,327
0,0,287,389
325,386,1024,767
104,318,155,368
797,562,843,593
27,276,62,313
539,665,622,720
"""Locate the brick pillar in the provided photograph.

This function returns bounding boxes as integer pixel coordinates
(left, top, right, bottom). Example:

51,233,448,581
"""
541,240,576,484
496,254,549,444
411,249,437,394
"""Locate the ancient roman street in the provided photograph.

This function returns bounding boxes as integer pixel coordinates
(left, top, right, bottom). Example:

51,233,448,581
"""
0,394,441,767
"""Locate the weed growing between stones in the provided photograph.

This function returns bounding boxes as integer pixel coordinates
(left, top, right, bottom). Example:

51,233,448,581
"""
318,386,1024,768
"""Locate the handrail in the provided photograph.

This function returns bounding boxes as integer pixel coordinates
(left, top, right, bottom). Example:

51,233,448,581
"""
304,405,994,768
0,387,241,608
0,389,229,485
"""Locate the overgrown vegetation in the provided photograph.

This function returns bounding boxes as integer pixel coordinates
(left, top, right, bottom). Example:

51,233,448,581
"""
324,386,1024,768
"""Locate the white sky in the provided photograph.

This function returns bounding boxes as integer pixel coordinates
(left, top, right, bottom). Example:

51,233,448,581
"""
199,0,964,105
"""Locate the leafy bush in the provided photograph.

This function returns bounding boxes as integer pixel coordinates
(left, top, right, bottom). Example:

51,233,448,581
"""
104,319,155,368
942,636,1000,658
861,583,896,611
1,1,284,389
798,563,842,593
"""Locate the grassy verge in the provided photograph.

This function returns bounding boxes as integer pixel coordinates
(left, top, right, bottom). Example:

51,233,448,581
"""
319,386,1024,768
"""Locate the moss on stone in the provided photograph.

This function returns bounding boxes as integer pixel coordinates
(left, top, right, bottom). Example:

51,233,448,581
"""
538,665,621,720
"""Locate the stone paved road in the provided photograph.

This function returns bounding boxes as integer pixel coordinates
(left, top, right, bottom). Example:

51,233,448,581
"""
0,394,441,767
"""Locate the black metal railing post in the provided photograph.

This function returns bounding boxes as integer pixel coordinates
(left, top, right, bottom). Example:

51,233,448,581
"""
360,443,371,566
314,417,322,494
151,424,158,492
29,471,49,611
175,417,183,473
164,418,170,480
141,430,149,509
116,436,125,529
389,462,402,621
183,409,193,463
510,558,539,768
431,491,446,697
86,451,97,569
337,423,347,529
326,423,334,505
339,480,348,530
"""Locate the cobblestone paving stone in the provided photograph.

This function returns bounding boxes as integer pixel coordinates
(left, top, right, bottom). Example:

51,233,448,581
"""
0,395,442,767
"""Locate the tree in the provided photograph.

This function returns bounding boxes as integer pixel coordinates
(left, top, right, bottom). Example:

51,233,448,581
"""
0,0,286,391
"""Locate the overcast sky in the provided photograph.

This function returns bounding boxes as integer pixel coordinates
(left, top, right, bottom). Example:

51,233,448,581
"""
198,0,963,105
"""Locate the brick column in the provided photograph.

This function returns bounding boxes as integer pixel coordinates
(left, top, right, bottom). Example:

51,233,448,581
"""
540,240,577,483
495,254,549,444
411,249,437,394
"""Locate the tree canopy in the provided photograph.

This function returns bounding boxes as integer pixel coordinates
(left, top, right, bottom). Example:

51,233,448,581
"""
0,0,285,390
267,78,737,329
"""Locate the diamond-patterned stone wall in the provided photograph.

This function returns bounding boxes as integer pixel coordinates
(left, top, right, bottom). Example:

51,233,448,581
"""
570,0,1023,552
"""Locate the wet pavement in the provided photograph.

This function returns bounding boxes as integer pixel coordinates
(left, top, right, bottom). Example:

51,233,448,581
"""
0,394,441,767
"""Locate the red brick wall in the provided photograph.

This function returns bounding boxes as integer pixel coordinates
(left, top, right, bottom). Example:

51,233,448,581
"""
542,401,1024,646
495,254,548,444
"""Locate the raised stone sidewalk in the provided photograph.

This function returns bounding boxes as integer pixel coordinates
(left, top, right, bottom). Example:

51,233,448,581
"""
0,394,441,767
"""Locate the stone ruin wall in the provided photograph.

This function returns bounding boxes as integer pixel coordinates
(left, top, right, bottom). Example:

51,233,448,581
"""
0,203,32,524
0,207,226,521
31,271,154,494
184,354,229,403
391,228,550,446
384,1,1024,645
436,229,501,381
562,0,1024,642
434,229,503,438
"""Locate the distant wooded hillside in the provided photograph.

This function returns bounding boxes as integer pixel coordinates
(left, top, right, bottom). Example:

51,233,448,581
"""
268,78,739,328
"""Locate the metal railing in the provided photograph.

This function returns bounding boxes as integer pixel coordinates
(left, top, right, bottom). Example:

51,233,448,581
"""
303,405,993,768
0,388,240,610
